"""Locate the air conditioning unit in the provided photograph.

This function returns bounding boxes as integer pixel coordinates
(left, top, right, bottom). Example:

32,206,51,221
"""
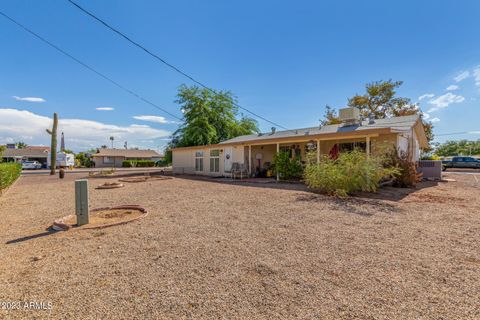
338,107,361,126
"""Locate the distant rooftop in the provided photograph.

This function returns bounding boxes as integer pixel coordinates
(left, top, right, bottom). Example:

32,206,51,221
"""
2,146,51,158
92,148,162,158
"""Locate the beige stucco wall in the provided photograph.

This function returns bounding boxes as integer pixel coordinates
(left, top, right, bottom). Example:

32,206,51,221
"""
232,145,245,165
172,149,195,174
94,156,125,168
172,146,226,176
371,133,398,155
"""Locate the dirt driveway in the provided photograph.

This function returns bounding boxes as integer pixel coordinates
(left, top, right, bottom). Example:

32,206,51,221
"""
0,173,479,319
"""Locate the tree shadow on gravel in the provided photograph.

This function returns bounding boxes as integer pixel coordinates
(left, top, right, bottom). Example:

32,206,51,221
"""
174,175,309,191
296,194,400,216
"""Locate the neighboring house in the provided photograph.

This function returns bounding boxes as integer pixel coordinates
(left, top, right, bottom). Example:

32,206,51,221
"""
1,146,51,166
171,107,429,178
92,148,163,168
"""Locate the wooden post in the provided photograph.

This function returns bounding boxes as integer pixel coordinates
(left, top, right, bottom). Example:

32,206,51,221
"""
316,140,320,163
75,179,89,226
248,145,252,176
366,136,371,158
276,143,280,181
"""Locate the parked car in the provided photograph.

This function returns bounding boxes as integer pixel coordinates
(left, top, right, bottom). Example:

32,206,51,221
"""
22,161,43,170
442,156,480,171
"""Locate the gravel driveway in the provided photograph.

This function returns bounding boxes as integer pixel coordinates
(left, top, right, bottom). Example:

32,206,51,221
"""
0,173,479,319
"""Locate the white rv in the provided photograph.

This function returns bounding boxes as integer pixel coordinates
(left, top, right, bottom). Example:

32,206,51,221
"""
47,152,75,168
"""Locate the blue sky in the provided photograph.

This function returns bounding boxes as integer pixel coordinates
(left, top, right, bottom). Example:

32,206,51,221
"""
1,0,479,151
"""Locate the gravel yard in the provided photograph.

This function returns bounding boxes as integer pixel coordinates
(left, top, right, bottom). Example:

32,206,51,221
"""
0,172,479,319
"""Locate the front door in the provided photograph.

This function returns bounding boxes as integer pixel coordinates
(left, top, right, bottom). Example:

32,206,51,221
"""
224,147,233,172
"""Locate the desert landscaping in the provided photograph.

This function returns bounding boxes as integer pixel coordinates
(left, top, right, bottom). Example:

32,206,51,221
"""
0,172,479,319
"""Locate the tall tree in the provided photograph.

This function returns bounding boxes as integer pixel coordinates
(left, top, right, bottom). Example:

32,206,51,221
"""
170,85,259,148
347,80,418,118
0,145,5,162
15,142,28,149
434,140,480,157
319,105,342,126
321,80,434,146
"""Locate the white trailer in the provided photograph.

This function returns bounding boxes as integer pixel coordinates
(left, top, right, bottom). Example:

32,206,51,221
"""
47,152,75,168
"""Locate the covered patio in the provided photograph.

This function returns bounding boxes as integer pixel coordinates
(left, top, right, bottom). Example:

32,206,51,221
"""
244,134,381,180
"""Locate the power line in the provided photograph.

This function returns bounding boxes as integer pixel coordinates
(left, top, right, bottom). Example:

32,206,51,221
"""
0,10,182,121
435,131,480,136
66,0,291,131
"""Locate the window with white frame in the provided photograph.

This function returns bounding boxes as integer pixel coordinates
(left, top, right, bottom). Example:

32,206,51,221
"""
209,149,220,172
195,151,203,171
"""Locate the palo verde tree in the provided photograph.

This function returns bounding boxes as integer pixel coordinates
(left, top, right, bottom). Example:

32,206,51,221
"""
321,80,434,148
169,84,259,148
46,112,58,175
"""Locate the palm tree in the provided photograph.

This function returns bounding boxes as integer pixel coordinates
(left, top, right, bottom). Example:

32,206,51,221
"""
109,136,114,149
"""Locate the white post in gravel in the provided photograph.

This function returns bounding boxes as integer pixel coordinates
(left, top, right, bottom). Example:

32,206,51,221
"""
75,179,89,226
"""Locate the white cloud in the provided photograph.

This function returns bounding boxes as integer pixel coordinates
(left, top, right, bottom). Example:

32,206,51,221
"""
430,117,440,123
446,85,459,91
473,66,480,86
418,93,434,101
422,112,430,120
468,131,480,134
0,108,170,151
427,93,465,112
96,107,114,111
454,70,470,82
12,96,46,103
133,115,175,124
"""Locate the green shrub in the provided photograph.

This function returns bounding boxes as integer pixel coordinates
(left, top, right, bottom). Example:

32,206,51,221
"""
154,159,169,167
384,149,421,188
0,163,22,192
420,154,441,160
304,150,399,196
75,152,94,168
272,151,303,180
122,160,155,168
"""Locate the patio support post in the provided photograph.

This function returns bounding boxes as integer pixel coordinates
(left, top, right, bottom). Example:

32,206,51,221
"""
248,145,252,176
316,140,320,163
366,136,371,158
276,142,280,181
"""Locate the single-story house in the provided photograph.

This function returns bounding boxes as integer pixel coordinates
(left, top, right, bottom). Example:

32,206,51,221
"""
92,148,163,168
1,146,51,166
171,107,429,178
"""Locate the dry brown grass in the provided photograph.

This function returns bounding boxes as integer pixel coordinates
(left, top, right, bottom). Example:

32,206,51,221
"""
0,172,479,319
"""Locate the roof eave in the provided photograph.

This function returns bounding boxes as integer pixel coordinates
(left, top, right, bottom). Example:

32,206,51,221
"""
171,128,394,151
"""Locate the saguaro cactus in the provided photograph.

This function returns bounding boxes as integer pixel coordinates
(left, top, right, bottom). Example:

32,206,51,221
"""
46,113,58,175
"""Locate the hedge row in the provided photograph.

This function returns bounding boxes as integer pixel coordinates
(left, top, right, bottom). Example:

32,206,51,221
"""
122,160,156,167
0,163,22,192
